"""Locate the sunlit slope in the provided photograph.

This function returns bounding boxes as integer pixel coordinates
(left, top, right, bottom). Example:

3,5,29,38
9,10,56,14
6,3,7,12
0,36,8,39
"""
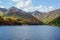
42,9,60,24
0,12,4,17
49,16,60,26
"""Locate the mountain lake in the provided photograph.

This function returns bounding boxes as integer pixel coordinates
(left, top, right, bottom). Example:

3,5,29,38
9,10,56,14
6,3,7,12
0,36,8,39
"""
0,25,60,40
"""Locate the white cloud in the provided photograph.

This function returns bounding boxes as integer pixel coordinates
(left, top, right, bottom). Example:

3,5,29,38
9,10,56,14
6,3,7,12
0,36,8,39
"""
15,1,24,8
0,6,5,8
15,0,32,9
25,0,32,6
15,0,55,12
36,6,55,12
48,6,55,11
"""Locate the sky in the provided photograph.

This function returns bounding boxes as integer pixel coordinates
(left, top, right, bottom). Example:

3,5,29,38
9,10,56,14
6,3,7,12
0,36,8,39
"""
0,0,60,12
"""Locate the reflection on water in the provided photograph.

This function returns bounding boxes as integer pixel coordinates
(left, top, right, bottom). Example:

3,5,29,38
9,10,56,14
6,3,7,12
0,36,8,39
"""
0,25,60,40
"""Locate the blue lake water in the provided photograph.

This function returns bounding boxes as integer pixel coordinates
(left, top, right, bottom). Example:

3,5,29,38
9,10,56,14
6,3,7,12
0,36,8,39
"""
0,25,60,40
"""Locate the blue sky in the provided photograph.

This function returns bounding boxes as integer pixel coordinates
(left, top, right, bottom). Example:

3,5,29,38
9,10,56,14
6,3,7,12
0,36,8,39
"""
0,0,60,12
33,0,60,8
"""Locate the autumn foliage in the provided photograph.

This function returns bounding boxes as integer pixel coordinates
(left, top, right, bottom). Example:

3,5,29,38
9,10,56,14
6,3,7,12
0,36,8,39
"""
0,16,43,25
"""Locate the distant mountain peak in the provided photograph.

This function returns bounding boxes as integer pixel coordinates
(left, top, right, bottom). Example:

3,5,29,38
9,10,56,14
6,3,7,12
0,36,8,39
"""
0,8,7,12
35,10,40,13
10,7,17,9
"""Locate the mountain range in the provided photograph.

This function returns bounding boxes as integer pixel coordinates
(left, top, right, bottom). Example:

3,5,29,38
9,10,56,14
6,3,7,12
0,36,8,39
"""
0,7,60,25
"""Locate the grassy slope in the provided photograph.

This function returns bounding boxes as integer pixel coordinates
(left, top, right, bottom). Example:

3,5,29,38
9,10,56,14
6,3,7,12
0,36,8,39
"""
49,17,60,26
